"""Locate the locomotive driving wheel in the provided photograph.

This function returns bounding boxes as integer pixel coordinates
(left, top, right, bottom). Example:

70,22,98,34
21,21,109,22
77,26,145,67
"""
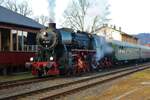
73,54,89,75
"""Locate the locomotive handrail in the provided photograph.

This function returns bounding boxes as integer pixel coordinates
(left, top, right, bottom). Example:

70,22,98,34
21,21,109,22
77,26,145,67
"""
71,49,96,52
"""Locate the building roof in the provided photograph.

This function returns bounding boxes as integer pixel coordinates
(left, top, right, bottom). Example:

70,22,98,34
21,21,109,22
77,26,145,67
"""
0,6,44,29
95,25,138,40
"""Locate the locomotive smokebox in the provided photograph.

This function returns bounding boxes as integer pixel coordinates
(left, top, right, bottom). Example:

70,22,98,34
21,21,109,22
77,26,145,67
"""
49,23,56,30
38,23,58,49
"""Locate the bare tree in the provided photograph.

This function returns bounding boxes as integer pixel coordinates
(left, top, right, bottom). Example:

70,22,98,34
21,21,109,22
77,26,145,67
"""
18,1,32,17
34,17,40,23
63,0,110,33
2,0,32,17
0,0,4,5
5,0,18,12
40,15,49,26
34,15,49,26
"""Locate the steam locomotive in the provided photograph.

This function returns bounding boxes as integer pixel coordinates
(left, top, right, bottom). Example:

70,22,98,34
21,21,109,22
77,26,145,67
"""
27,23,150,77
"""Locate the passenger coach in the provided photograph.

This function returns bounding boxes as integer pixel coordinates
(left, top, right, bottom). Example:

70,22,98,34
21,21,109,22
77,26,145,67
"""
0,6,44,75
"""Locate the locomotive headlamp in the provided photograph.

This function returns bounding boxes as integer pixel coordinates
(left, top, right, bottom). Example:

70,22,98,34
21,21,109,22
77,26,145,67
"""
30,57,34,62
50,56,54,61
43,32,46,36
43,32,48,37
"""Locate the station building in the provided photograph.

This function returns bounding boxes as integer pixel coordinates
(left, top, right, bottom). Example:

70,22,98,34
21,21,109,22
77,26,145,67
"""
95,24,139,44
0,6,44,75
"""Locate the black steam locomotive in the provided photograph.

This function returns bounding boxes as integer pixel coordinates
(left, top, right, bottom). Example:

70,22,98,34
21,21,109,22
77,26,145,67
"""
28,23,150,77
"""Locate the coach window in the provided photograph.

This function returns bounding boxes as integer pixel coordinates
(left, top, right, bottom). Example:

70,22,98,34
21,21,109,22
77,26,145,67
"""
11,30,17,51
23,31,27,51
1,29,10,51
27,32,37,51
0,29,1,51
18,31,22,51
18,31,27,51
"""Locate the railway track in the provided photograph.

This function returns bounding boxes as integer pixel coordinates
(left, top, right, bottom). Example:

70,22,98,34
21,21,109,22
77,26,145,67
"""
0,62,150,100
0,63,139,90
0,76,59,90
38,64,150,100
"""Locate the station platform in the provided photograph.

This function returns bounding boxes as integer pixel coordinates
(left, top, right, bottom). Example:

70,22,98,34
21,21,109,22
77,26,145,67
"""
87,68,150,100
0,72,34,83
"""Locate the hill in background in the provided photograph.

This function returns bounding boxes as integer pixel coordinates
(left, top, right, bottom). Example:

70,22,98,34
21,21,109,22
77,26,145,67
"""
134,33,150,45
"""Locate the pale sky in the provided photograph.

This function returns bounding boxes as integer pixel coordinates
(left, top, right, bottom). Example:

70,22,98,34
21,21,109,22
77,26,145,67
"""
30,0,150,35
109,0,150,35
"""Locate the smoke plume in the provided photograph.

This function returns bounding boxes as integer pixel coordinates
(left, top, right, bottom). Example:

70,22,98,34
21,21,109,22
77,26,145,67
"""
48,0,56,22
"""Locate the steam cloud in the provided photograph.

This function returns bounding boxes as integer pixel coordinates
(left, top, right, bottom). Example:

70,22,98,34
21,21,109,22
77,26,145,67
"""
48,0,56,22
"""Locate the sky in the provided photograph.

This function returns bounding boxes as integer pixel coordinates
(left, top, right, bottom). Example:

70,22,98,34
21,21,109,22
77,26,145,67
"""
30,0,150,35
109,0,150,35
30,0,69,26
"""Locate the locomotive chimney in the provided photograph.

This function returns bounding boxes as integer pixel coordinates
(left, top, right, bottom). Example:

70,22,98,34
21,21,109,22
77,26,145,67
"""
48,23,56,29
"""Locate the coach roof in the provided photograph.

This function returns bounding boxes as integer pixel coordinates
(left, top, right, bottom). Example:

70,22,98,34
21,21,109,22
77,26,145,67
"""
0,6,44,29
